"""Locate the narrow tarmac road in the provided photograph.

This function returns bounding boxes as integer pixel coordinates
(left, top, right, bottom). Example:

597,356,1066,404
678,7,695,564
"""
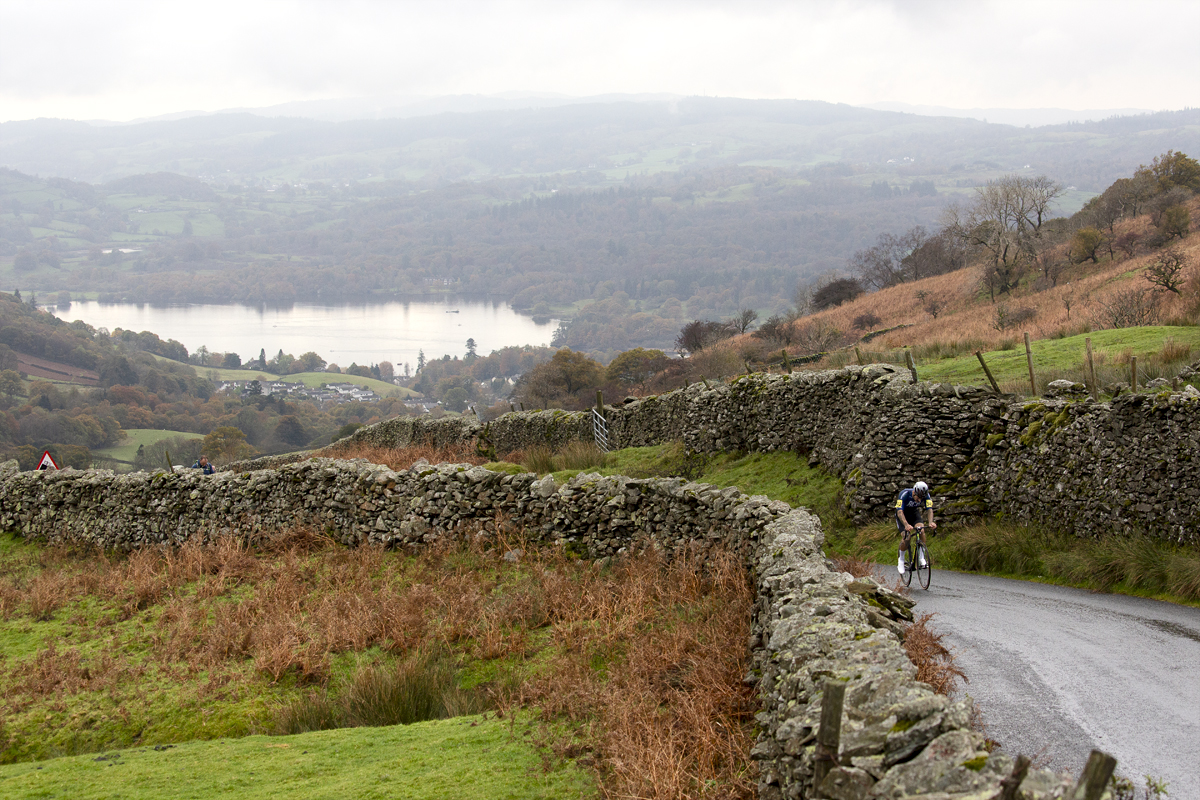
897,568,1200,796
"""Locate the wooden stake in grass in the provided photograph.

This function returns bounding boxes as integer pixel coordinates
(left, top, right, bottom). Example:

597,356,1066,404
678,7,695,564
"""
1069,749,1117,800
1085,338,1098,400
975,351,1002,394
854,346,864,366
1130,356,1138,393
811,680,845,797
781,349,792,373
904,350,918,383
1024,332,1037,395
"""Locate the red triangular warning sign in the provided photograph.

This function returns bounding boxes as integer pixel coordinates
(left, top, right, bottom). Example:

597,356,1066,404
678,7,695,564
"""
37,450,59,470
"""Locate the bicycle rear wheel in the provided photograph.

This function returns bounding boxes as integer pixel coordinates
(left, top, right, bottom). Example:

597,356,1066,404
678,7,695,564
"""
915,543,932,589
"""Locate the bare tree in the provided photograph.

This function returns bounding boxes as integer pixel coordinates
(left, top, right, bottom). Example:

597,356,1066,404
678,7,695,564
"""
795,320,843,354
1062,290,1076,320
1094,288,1161,329
944,174,1064,299
848,227,927,290
729,308,759,334
1145,250,1189,294
753,315,796,347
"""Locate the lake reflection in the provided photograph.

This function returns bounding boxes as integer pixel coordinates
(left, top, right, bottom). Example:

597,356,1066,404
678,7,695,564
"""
49,299,559,370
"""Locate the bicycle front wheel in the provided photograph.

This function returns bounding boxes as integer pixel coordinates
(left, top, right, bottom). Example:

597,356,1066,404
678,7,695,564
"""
915,543,932,589
903,546,914,587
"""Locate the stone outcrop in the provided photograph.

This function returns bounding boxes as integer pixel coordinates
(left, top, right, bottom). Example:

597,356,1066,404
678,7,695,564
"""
0,456,1075,798
336,364,1199,542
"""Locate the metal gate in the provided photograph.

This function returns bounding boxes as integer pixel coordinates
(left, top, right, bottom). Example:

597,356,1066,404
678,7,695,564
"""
592,407,611,452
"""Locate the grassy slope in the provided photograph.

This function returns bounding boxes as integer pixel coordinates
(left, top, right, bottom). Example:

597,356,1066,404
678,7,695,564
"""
0,718,593,800
93,428,204,462
915,326,1200,390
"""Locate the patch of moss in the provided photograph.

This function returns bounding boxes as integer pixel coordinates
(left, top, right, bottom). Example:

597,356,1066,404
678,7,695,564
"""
961,755,988,772
481,462,526,475
890,719,916,733
985,433,1004,449
1019,420,1043,447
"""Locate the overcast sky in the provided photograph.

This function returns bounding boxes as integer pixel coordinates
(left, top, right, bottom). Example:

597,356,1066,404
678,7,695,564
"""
2,0,1197,123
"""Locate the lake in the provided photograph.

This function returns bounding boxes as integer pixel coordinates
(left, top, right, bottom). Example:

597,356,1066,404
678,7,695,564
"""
48,299,560,371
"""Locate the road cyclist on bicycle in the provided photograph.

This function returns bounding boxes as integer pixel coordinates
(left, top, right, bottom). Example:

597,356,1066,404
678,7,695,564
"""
896,480,936,575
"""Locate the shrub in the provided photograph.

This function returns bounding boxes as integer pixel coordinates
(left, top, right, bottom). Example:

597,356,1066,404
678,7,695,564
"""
993,304,1037,331
812,278,864,310
852,312,882,330
1070,227,1106,263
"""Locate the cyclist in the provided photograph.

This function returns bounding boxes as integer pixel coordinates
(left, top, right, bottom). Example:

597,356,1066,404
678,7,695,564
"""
896,480,936,574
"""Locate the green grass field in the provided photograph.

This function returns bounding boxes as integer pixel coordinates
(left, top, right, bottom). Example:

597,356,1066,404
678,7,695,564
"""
93,429,204,463
173,359,418,398
915,326,1200,392
0,717,593,800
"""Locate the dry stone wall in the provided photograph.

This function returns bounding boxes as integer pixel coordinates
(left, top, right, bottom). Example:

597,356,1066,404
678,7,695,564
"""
337,365,1200,542
0,456,1074,798
752,514,1072,799
0,458,786,561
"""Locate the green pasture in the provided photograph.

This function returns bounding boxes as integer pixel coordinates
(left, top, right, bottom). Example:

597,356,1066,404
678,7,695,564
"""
94,429,203,463
915,327,1200,392
171,359,418,397
0,717,593,800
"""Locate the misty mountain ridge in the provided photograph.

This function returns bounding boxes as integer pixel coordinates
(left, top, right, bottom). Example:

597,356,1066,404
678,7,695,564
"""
862,101,1157,128
39,93,1164,129
3,98,1196,192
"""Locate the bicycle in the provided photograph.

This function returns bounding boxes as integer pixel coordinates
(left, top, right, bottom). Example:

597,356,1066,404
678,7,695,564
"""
902,523,932,589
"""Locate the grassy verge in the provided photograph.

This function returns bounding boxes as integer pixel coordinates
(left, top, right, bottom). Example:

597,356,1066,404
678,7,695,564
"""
824,519,1200,606
0,716,593,800
480,441,1200,606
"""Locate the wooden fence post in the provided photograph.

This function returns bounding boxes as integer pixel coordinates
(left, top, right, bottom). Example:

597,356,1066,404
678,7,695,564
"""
781,349,792,373
596,389,604,411
854,346,864,366
975,351,1002,394
811,680,846,797
1085,337,1098,400
163,449,174,474
1069,749,1117,800
1024,332,1037,395
998,754,1031,800
1130,356,1138,393
904,350,918,383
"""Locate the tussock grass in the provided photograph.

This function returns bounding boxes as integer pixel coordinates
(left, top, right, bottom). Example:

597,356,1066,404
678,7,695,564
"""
512,441,612,474
317,441,487,469
277,646,479,734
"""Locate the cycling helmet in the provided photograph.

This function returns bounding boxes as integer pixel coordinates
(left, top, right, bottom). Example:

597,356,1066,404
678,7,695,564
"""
913,481,929,498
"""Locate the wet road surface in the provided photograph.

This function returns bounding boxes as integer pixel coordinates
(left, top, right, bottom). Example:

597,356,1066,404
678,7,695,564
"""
896,567,1200,796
